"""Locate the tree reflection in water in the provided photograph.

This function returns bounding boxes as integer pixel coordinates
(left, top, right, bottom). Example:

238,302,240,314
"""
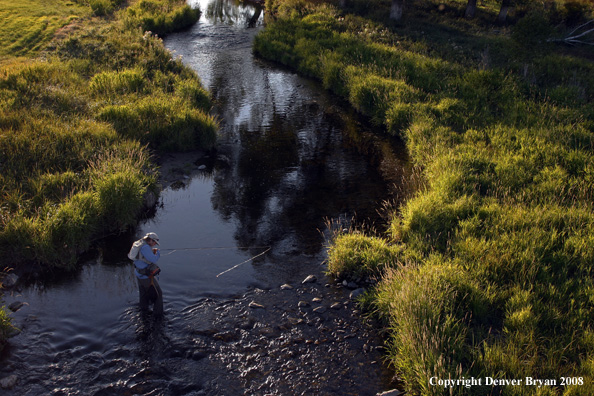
170,0,409,259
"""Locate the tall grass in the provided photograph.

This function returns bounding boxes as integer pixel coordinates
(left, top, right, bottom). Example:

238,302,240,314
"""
262,1,594,394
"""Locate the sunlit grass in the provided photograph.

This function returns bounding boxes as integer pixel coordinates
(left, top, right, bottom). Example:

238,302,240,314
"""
0,0,89,57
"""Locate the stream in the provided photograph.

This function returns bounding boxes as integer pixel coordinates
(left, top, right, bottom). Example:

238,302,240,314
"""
0,0,410,394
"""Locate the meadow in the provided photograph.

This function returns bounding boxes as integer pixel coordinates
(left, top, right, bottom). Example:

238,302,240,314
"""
255,0,594,394
0,0,215,348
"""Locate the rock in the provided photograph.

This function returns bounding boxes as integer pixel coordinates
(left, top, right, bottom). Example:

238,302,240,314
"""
8,301,25,312
313,306,327,314
349,288,365,300
312,297,322,303
197,165,207,170
298,301,310,308
330,302,342,310
377,390,403,396
2,274,18,288
302,275,317,284
280,284,293,290
0,375,17,389
248,301,265,309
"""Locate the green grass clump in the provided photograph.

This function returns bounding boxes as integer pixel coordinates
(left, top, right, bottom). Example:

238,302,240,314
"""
258,1,594,394
327,232,403,280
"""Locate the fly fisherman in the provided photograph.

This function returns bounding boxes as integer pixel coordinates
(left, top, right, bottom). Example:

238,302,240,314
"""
130,232,163,318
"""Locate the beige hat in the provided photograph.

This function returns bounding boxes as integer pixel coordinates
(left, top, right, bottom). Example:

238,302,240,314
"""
144,232,160,245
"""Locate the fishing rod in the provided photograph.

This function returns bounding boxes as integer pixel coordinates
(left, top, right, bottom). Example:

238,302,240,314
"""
159,246,271,256
156,246,272,277
216,247,271,278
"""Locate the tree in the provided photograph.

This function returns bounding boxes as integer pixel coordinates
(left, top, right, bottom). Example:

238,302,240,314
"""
465,0,477,19
391,0,405,21
497,0,513,23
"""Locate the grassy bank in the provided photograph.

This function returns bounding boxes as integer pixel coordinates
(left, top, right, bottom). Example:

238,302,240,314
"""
256,0,594,394
0,0,215,348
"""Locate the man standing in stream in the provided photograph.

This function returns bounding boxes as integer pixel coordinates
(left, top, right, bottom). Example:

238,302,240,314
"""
130,232,163,318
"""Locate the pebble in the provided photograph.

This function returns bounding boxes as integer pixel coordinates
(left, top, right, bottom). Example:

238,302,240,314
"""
330,302,342,310
197,165,207,170
312,297,322,303
302,275,317,284
248,301,265,309
298,301,309,308
0,375,17,389
313,306,327,314
349,288,365,300
377,390,403,396
280,284,293,290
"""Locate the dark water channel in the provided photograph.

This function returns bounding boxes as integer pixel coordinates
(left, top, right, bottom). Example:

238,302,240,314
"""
1,1,411,394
